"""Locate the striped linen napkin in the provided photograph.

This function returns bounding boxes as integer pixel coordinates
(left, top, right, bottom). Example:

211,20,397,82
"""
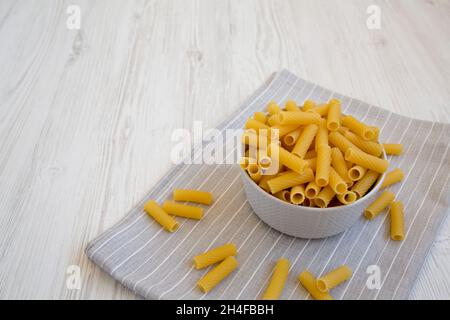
86,70,450,300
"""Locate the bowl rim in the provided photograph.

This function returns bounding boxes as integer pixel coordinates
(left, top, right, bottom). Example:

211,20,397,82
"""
240,150,387,214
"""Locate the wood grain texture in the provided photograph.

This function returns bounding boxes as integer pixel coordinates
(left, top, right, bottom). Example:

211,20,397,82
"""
0,0,448,299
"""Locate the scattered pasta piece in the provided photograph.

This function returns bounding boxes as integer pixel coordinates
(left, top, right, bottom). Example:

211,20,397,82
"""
298,271,333,300
144,200,179,232
364,191,396,220
193,243,237,269
380,168,404,190
197,256,238,293
262,258,290,300
390,201,405,241
383,143,403,155
173,189,213,205
162,201,203,220
316,265,352,292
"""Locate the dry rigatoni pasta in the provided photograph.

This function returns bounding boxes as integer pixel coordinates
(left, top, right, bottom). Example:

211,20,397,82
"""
262,258,290,300
298,271,333,300
197,256,238,293
390,201,405,241
383,143,403,155
380,168,404,190
162,201,203,220
173,189,213,205
341,115,375,140
351,170,379,198
267,168,315,194
144,200,179,232
364,191,395,220
193,243,237,269
316,265,352,292
326,99,341,131
290,185,306,204
292,124,319,158
316,145,331,187
345,147,389,173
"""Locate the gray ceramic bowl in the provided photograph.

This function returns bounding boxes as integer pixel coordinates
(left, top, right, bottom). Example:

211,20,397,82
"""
240,152,386,239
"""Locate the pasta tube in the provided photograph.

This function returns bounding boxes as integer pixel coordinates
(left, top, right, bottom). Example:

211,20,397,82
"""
253,111,267,124
282,128,302,147
341,115,375,140
329,167,347,195
193,243,237,269
370,126,380,141
277,111,321,126
345,147,389,173
144,200,179,232
267,168,315,194
247,163,262,183
336,190,357,205
331,147,351,184
274,190,291,202
383,143,403,155
308,103,329,117
316,265,352,292
197,256,238,293
302,100,316,111
269,124,300,138
267,101,282,115
305,181,321,199
162,201,203,220
173,189,213,205
305,157,317,172
326,99,341,131
390,201,405,241
262,258,290,300
239,156,253,171
245,118,270,132
304,150,317,159
269,144,308,174
298,271,333,300
292,124,319,158
344,131,383,157
316,145,331,187
290,185,306,204
380,168,404,190
268,114,281,126
314,186,336,208
351,170,379,198
315,119,329,151
348,165,367,182
285,100,299,111
364,191,396,220
328,131,360,154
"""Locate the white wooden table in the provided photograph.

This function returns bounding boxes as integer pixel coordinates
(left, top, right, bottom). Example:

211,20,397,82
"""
0,0,449,299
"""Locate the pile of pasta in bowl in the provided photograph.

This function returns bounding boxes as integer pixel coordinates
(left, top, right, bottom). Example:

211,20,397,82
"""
240,99,401,209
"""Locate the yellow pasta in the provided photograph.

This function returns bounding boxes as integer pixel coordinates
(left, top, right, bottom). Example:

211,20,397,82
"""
351,170,379,198
341,115,375,140
330,147,351,184
302,100,316,111
197,256,238,293
298,271,333,300
262,258,290,300
267,114,281,126
267,101,282,115
277,111,321,126
380,168,404,190
245,118,270,132
258,174,275,193
348,165,367,182
345,147,389,173
290,185,306,204
305,181,321,199
269,124,300,138
268,143,308,174
315,119,329,151
390,201,405,241
329,167,347,195
253,111,268,124
370,126,380,141
308,103,329,117
344,131,383,157
274,190,291,202
285,100,300,111
328,131,360,154
326,99,341,131
304,149,317,159
316,265,352,292
239,156,253,171
292,124,319,158
247,163,262,183
267,168,315,194
282,128,302,147
305,157,317,172
241,130,260,149
173,189,213,205
336,190,357,205
316,145,331,187
162,201,203,220
364,191,396,220
144,200,179,232
193,243,237,269
383,143,403,155
314,186,336,208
